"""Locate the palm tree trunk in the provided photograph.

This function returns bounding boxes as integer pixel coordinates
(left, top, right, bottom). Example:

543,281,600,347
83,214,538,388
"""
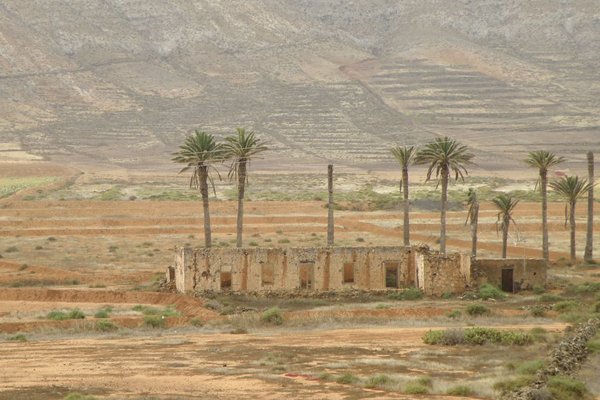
541,170,549,261
584,151,594,262
471,202,479,258
402,167,410,246
502,217,509,258
440,167,448,254
327,164,334,246
199,166,211,248
236,159,247,248
569,202,577,264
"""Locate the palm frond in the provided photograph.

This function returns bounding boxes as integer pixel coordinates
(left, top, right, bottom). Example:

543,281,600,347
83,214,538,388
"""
550,175,594,227
223,127,268,182
414,136,475,185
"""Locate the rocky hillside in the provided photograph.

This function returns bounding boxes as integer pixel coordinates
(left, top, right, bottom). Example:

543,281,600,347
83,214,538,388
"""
0,0,598,171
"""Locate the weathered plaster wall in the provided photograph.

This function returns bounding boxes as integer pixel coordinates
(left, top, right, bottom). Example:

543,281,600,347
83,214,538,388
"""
472,258,546,292
172,246,476,295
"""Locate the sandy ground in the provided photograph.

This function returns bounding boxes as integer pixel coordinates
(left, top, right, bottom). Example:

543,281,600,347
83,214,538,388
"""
0,324,567,400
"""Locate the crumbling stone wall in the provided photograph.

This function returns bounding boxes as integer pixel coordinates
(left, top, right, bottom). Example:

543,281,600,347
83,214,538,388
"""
169,245,474,295
500,318,600,400
415,249,471,296
472,258,546,292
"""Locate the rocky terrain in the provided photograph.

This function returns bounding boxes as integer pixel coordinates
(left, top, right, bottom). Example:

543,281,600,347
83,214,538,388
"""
0,0,598,172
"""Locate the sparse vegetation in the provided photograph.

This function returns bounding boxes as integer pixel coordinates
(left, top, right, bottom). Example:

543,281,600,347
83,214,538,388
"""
404,381,429,394
446,385,474,396
143,315,166,328
364,374,393,388
7,333,27,342
423,327,533,346
547,375,590,400
478,283,507,300
47,309,86,320
387,287,423,300
64,394,97,400
466,303,491,316
335,373,359,385
261,307,284,326
96,320,118,332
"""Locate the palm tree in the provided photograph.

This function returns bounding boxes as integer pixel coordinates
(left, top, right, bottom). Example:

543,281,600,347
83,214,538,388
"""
524,151,565,261
224,128,267,248
492,194,520,259
550,176,594,265
464,188,479,258
584,151,594,262
391,145,416,246
414,136,475,254
172,130,224,248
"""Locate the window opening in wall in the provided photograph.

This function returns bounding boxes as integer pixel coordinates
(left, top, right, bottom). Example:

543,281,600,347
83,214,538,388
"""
299,262,314,290
343,262,355,283
220,272,232,290
261,263,274,286
384,261,399,288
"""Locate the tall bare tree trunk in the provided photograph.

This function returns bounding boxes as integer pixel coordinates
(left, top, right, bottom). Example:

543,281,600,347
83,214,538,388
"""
327,164,334,246
402,166,410,246
440,167,448,254
584,151,594,262
541,170,549,261
569,202,577,265
199,166,211,248
471,200,479,259
236,159,247,248
501,217,509,258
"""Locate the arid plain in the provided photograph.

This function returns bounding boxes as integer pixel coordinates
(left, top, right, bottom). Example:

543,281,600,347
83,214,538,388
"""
0,160,599,400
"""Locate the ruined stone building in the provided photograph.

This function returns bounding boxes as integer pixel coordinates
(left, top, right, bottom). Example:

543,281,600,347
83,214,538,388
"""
168,245,547,296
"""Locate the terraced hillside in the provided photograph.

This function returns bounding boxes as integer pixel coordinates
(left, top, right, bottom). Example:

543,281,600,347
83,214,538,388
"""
0,0,598,172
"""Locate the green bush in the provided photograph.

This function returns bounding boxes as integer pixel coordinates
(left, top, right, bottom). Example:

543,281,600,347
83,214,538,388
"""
530,327,548,342
572,282,600,294
47,309,85,320
336,373,359,384
423,330,444,345
493,376,534,394
466,303,491,316
64,394,97,400
547,376,590,400
416,376,432,387
404,382,429,394
7,333,27,342
96,320,118,332
143,315,165,328
553,300,579,313
189,318,204,327
387,287,423,300
539,293,564,302
132,305,179,317
586,339,600,353
364,374,393,388
446,310,461,319
261,307,284,326
94,310,110,319
516,360,544,375
424,327,532,346
478,284,507,300
446,385,474,396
